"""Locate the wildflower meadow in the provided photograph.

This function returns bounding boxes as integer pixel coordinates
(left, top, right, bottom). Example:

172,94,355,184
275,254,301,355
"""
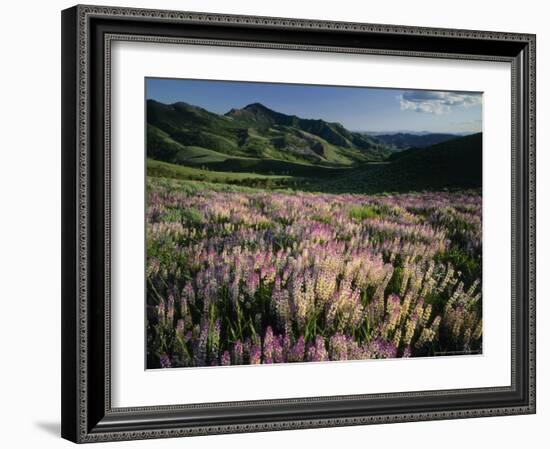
146,178,482,368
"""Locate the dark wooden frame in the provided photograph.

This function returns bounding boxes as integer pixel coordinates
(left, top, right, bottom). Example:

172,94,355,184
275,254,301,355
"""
61,4,536,443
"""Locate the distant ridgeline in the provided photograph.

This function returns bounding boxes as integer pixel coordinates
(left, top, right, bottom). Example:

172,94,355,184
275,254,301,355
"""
370,132,467,150
146,99,482,193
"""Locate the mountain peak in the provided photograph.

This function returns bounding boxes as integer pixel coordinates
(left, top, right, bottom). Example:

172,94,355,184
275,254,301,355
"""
225,102,288,125
241,102,283,118
243,102,272,112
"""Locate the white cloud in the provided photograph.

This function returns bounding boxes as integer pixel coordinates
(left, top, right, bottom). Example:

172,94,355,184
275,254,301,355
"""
399,91,482,114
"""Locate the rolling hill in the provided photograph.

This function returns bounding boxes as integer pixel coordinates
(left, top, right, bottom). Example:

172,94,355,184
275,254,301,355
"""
371,132,464,150
306,133,482,193
146,99,482,194
146,100,392,174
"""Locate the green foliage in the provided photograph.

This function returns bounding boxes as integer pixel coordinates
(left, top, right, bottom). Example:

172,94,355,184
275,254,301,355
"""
349,204,381,220
147,159,295,189
435,247,481,287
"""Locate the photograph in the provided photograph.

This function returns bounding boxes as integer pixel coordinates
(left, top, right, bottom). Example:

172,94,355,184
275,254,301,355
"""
145,78,483,369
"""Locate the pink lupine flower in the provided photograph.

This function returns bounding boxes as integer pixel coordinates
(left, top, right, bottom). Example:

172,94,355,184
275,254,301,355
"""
387,294,401,322
263,326,275,364
282,334,292,358
249,344,261,364
159,354,172,368
184,331,192,343
288,336,306,362
307,336,329,362
233,340,243,365
221,351,231,366
245,271,260,297
329,333,348,361
272,335,284,363
181,282,195,306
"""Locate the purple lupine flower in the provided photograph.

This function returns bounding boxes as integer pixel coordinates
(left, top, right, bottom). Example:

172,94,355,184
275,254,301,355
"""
307,336,329,362
282,334,292,361
264,265,277,283
245,271,260,297
233,340,243,365
182,281,195,306
159,354,172,368
249,344,262,364
288,336,306,362
184,330,192,343
350,340,366,360
329,333,348,361
272,334,284,363
307,344,316,362
221,350,231,366
386,294,401,328
194,321,208,366
371,338,397,359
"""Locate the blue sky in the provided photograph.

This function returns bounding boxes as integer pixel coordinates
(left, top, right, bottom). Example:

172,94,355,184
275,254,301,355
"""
146,78,482,134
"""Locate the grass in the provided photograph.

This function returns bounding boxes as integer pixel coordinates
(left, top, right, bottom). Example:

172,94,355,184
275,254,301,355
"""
148,122,482,196
349,205,381,220
147,159,298,189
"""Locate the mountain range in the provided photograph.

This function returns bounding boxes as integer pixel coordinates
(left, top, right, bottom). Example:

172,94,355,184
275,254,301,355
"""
146,99,482,192
147,100,391,169
370,132,465,150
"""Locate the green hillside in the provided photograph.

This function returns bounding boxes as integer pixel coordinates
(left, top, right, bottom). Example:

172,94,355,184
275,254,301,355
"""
147,159,300,190
146,99,482,194
306,133,482,193
147,100,392,173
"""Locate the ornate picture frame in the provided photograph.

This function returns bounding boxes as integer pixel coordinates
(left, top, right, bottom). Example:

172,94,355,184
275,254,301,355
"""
61,4,536,443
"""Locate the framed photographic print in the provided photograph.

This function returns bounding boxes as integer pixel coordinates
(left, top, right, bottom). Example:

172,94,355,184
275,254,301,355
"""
61,4,536,443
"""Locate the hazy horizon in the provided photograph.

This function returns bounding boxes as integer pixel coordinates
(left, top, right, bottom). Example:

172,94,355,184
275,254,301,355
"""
146,78,482,134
